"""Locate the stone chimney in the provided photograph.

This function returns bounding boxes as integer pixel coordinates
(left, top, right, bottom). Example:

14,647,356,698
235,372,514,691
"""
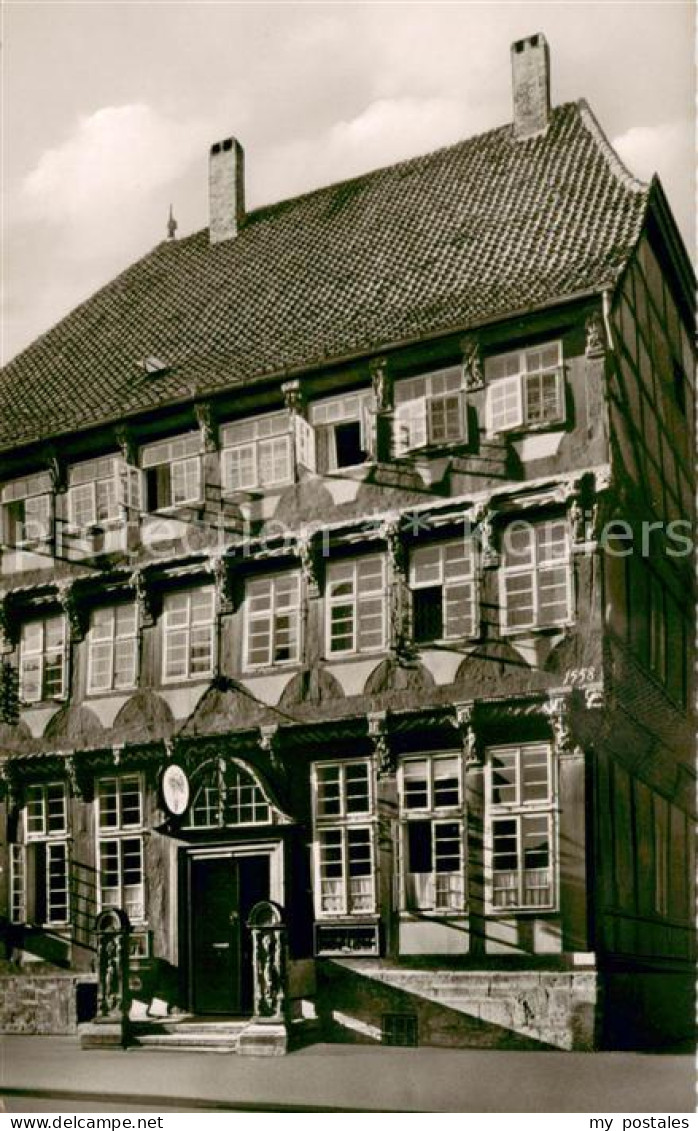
209,137,245,244
511,34,551,140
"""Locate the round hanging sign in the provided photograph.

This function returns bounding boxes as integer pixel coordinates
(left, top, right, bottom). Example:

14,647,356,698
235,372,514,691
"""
161,763,191,816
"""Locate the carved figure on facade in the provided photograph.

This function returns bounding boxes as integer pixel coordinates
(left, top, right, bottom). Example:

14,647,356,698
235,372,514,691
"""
194,401,218,452
114,424,138,467
129,569,155,627
281,379,304,416
368,710,394,777
473,506,498,566
543,693,579,754
296,529,321,598
585,311,606,359
206,551,235,613
369,356,392,412
461,333,485,391
452,701,479,764
58,580,86,642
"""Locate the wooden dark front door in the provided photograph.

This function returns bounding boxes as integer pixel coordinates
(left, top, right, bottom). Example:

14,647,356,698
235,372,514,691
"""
189,854,270,1015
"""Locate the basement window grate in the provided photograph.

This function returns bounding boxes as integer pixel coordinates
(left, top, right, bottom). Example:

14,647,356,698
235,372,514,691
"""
381,1012,418,1047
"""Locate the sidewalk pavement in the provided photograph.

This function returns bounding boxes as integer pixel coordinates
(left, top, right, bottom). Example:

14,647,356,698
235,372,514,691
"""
0,1036,695,1113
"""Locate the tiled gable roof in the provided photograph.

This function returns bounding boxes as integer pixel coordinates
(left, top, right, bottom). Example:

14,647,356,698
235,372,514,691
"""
0,100,649,451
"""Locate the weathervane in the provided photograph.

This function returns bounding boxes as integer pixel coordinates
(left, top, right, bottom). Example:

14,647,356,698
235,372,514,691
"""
167,204,178,240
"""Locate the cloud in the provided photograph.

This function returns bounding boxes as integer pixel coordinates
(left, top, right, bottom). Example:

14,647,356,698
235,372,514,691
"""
612,121,695,253
20,103,209,225
251,96,467,205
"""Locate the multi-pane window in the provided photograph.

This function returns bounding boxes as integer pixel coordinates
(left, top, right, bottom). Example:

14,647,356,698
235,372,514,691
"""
500,520,572,632
313,761,375,917
485,342,564,432
67,456,140,530
141,432,202,510
187,761,271,828
97,776,144,923
10,844,26,924
1,472,52,548
309,392,374,471
162,588,215,682
326,556,386,655
487,743,556,911
220,412,293,492
19,616,67,703
399,755,464,913
244,573,301,669
87,604,138,693
393,367,466,455
24,783,69,926
410,539,478,643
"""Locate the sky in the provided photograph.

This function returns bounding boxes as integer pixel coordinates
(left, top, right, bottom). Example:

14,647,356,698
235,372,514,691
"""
1,1,695,365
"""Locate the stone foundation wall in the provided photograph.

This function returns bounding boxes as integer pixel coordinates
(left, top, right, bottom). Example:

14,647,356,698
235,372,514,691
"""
317,961,599,1051
0,973,97,1034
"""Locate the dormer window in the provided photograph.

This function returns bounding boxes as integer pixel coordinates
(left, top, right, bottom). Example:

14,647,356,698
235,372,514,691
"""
309,392,374,472
141,432,202,511
393,366,466,456
220,411,292,493
485,342,564,433
1,472,53,549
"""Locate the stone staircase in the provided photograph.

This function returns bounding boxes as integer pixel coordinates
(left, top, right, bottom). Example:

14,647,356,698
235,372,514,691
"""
321,960,597,1051
129,1015,248,1053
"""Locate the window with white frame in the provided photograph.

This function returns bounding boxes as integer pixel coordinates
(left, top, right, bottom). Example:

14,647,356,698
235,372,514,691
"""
1,472,53,549
67,456,140,531
186,760,272,828
410,539,478,643
399,754,465,913
220,412,293,493
244,572,301,670
326,556,386,655
309,391,374,471
393,367,466,456
500,519,572,633
97,775,144,923
19,616,67,703
141,432,202,510
24,782,70,926
312,760,375,917
162,588,215,682
10,843,26,924
487,743,556,911
485,342,564,433
87,604,138,694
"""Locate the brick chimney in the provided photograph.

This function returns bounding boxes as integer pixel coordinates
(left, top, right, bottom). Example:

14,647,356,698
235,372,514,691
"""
209,137,245,244
511,34,551,139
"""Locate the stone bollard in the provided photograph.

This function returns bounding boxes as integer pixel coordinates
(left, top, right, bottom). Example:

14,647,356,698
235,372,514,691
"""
237,900,289,1056
80,908,131,1049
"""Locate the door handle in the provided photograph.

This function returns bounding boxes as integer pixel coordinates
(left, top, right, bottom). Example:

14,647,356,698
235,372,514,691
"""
211,942,230,950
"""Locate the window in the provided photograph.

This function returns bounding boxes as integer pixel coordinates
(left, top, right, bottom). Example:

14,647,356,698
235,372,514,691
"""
399,755,464,913
410,539,478,643
87,604,138,693
244,573,301,669
23,783,69,926
162,588,215,682
309,392,374,471
1,472,52,549
19,617,67,703
312,760,375,917
141,432,202,510
500,520,572,632
326,556,386,655
67,456,140,530
97,776,144,923
487,743,556,911
10,844,26,924
187,760,272,828
220,412,293,492
26,782,67,837
485,342,564,433
393,367,466,455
